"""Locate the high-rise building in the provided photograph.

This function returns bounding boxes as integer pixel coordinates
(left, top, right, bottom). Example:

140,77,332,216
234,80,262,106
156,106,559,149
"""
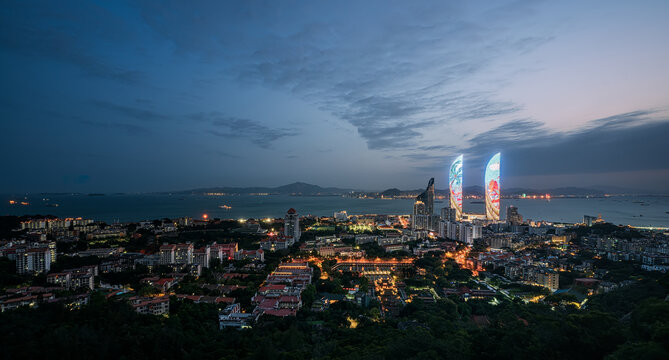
15,248,51,275
441,207,456,222
485,153,501,221
284,208,301,242
211,242,238,261
583,215,596,226
175,244,194,264
413,178,435,231
458,223,482,245
159,244,176,265
411,178,436,231
193,247,211,268
412,201,429,231
416,178,435,216
439,220,452,239
537,271,559,291
47,241,57,263
506,205,522,225
449,155,463,221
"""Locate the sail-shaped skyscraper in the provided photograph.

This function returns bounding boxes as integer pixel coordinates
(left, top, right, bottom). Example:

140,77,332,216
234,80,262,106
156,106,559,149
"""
413,178,435,231
449,155,463,221
485,153,501,221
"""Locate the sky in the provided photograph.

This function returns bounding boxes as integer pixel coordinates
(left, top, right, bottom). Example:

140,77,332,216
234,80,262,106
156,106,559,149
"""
1,0,669,193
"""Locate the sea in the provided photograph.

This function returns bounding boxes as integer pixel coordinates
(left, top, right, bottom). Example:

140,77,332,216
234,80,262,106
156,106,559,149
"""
1,194,668,228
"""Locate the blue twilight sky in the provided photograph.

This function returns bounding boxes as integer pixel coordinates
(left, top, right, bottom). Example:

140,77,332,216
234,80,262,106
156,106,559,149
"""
1,0,669,193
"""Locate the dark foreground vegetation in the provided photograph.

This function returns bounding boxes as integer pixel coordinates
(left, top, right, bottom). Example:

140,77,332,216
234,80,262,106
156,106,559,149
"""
1,273,668,360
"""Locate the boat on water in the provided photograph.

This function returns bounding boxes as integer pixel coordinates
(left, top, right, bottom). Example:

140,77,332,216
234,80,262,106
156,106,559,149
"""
219,205,232,210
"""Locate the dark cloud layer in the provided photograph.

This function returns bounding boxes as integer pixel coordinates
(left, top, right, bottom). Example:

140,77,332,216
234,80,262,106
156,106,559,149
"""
405,110,669,192
411,111,669,188
89,101,170,122
194,112,297,149
1,1,668,192
0,2,142,83
135,2,550,150
497,113,669,177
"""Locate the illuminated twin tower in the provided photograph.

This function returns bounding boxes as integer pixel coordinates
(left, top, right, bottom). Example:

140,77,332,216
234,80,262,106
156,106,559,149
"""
449,153,501,222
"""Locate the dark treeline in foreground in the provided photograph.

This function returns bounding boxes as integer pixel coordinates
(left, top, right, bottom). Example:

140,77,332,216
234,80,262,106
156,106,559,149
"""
2,274,668,360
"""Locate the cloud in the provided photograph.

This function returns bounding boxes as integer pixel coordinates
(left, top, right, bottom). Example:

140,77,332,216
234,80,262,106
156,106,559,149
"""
208,149,241,159
416,144,457,151
401,110,669,191
136,1,550,150
88,100,170,122
80,119,151,135
358,121,434,150
0,2,143,83
194,112,297,148
85,101,290,148
465,119,547,154
464,111,669,176
585,110,656,130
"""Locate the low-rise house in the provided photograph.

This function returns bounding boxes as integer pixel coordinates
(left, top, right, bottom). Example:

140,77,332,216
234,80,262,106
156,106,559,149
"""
234,249,264,262
129,295,170,315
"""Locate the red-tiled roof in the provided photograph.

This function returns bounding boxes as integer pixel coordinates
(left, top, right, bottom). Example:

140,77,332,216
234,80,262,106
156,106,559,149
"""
279,295,300,303
259,284,286,292
153,278,174,286
258,298,279,310
264,308,297,317
215,297,235,304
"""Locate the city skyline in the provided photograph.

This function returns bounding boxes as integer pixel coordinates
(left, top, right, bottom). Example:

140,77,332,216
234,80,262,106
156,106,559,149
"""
2,1,669,194
2,3,669,359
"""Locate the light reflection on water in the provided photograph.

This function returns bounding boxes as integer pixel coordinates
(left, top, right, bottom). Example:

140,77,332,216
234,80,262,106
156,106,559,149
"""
0,194,667,227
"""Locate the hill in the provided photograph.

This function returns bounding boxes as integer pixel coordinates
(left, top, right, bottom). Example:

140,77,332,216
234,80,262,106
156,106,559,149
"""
175,182,354,196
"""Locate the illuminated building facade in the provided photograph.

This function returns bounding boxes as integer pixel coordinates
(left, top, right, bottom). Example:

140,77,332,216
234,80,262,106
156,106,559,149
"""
413,178,435,231
412,201,429,230
485,153,501,221
284,208,301,242
449,155,463,221
416,178,435,216
15,248,51,275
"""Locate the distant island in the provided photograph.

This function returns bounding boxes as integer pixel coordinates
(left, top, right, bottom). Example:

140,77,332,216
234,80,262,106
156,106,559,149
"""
166,182,356,196
162,182,659,198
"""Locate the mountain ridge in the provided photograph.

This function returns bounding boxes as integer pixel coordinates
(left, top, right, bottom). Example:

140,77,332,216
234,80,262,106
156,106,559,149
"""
165,182,656,196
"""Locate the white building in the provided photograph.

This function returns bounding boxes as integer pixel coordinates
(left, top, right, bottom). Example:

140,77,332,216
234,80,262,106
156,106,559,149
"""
175,244,194,264
16,248,51,275
284,208,301,242
193,247,211,269
458,223,482,245
334,211,348,222
159,244,176,265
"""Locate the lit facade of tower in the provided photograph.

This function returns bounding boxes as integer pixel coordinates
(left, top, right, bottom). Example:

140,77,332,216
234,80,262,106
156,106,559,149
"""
284,208,301,242
485,153,501,221
413,178,435,231
416,178,435,216
449,155,463,221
